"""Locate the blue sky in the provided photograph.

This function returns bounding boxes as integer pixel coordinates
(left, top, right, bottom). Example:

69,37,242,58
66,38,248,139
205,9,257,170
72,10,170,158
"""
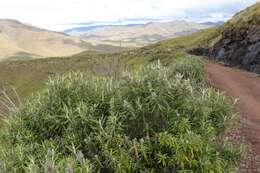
0,0,258,31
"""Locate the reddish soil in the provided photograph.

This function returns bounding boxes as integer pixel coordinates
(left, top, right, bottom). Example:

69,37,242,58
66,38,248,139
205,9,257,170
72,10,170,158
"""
205,61,260,172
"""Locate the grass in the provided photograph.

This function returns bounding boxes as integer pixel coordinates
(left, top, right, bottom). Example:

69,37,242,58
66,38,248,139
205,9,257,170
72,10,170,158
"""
0,34,196,100
0,53,119,99
0,24,222,100
0,59,244,172
226,2,260,27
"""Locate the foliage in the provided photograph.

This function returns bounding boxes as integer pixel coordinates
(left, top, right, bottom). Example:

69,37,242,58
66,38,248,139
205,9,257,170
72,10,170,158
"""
0,61,243,172
171,56,206,84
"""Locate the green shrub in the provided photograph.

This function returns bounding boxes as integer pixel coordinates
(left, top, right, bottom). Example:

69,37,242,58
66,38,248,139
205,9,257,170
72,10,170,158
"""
171,56,206,84
0,62,243,172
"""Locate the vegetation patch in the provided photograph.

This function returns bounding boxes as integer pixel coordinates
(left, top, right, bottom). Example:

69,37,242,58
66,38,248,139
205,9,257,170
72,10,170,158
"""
226,2,260,28
0,59,243,172
171,56,206,84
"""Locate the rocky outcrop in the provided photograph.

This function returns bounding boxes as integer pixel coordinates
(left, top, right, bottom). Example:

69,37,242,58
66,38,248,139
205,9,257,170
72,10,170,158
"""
189,47,210,56
211,26,260,73
189,2,260,73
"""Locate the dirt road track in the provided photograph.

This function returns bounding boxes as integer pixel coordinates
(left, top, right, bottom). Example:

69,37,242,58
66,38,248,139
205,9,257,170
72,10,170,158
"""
205,61,260,172
205,62,260,154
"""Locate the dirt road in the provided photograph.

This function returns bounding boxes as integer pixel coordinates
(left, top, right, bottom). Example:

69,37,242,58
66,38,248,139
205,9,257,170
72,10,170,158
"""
205,62,260,154
205,61,260,172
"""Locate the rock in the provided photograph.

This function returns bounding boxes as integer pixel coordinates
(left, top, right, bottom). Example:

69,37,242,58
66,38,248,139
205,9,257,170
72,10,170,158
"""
212,26,260,73
251,64,260,73
216,48,226,61
248,26,260,43
189,47,209,56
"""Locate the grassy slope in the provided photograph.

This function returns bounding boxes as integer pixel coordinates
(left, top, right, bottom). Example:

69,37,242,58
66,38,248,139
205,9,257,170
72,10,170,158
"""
0,27,219,100
226,2,260,27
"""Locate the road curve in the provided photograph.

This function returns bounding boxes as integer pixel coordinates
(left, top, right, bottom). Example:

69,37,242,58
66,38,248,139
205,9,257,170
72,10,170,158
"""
205,61,260,154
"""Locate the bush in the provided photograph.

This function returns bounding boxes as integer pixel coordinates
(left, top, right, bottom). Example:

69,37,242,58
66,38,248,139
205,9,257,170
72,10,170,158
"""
171,56,206,84
0,62,242,172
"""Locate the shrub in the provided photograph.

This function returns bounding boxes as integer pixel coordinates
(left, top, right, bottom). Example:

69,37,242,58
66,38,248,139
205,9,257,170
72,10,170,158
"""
0,62,242,172
171,56,206,84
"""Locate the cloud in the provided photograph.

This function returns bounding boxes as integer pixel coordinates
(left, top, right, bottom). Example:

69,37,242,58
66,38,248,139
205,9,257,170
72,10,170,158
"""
0,0,257,31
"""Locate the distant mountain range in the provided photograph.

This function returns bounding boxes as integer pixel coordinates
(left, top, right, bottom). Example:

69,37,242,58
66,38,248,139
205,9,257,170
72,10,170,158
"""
64,24,141,34
200,21,224,27
64,21,223,34
0,19,223,61
0,19,127,61
65,20,222,47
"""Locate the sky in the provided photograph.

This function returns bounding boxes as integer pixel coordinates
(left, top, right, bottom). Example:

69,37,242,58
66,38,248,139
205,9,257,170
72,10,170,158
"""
0,0,258,31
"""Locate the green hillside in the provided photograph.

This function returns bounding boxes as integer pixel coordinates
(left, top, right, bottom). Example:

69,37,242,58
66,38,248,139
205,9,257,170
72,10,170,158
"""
226,2,260,27
0,27,218,100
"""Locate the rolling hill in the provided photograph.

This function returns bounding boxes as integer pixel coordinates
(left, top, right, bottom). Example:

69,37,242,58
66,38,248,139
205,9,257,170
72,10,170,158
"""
0,19,90,61
0,19,128,61
66,20,212,47
0,27,216,99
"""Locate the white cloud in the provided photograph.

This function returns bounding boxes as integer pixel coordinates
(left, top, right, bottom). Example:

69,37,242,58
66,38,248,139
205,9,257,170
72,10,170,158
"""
0,0,257,31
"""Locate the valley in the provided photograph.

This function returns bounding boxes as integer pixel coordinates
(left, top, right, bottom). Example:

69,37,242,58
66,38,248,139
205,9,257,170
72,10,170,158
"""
66,20,213,47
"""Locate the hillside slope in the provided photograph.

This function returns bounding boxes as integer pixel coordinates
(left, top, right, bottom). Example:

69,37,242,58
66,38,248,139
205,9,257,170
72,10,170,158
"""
212,3,260,73
67,21,210,47
192,3,260,73
0,25,219,99
0,19,88,60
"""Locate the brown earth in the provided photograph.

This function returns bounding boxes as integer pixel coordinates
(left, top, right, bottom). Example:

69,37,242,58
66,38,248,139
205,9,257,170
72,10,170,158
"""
205,61,260,172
